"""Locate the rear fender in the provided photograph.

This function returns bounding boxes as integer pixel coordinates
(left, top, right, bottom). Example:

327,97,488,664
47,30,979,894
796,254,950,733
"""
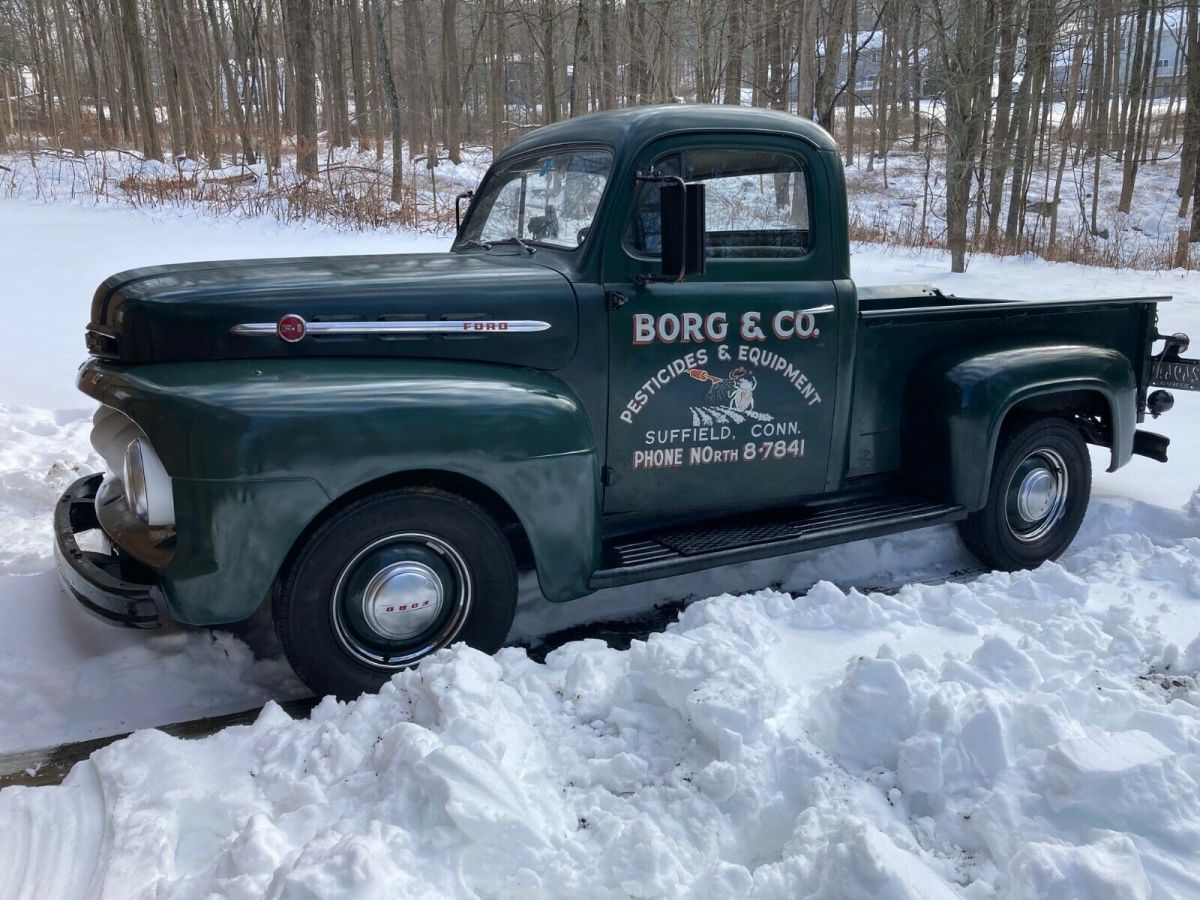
905,342,1135,511
80,359,601,623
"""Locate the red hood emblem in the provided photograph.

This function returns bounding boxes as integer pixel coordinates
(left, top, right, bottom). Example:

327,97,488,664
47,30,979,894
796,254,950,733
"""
277,314,308,342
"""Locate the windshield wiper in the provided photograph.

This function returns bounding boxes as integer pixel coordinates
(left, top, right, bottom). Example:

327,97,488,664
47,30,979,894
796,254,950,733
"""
456,239,491,251
489,236,537,255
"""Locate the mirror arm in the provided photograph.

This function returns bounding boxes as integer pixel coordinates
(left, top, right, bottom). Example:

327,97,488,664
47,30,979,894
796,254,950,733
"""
633,172,687,189
454,190,474,233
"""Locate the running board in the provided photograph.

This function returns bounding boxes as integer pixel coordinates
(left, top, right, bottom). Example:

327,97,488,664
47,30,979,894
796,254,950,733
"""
590,496,966,589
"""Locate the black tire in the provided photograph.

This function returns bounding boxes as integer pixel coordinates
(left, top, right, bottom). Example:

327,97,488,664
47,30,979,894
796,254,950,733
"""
958,416,1091,572
274,487,517,700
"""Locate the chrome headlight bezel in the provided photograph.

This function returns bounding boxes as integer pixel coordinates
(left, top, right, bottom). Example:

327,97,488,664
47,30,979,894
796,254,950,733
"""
123,437,175,526
123,439,148,520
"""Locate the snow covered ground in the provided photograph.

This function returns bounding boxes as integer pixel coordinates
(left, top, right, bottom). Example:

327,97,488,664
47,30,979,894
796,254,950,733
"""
1,194,1199,897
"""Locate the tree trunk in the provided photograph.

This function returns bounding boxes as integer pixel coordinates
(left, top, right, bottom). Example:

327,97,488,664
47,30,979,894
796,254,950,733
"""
569,0,591,116
442,0,462,158
814,0,851,128
322,0,352,148
541,0,559,122
938,0,996,273
1182,0,1200,219
984,0,1017,246
1048,37,1085,251
75,0,109,144
1118,0,1152,213
161,0,199,157
118,0,163,159
150,0,184,156
288,0,319,178
370,0,404,201
488,0,505,153
843,0,860,166
348,0,371,148
627,0,647,104
599,0,616,109
794,0,818,119
206,0,257,163
401,0,436,165
51,0,83,152
723,0,743,104
263,0,285,168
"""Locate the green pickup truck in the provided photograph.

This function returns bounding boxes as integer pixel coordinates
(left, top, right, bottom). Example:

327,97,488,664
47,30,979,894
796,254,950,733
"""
56,106,1197,699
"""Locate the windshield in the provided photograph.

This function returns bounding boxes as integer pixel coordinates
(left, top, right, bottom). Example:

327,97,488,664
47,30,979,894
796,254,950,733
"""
457,148,613,251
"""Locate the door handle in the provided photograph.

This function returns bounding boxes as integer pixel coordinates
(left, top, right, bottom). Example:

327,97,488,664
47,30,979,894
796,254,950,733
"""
797,303,835,315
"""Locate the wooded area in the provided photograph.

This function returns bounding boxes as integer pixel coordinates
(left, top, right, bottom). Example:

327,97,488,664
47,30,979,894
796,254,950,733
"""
1,0,1198,271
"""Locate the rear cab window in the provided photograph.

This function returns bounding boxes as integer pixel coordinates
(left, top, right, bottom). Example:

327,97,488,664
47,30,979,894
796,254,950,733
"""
626,148,812,259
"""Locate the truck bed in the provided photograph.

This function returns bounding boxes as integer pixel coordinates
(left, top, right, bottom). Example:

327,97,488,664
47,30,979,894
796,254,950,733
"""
848,284,1167,479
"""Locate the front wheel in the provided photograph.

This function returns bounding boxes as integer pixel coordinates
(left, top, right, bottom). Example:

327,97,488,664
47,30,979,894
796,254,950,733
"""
958,417,1092,572
274,487,517,700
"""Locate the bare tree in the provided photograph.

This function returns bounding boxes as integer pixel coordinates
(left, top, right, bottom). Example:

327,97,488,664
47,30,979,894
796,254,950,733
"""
930,0,997,272
370,0,403,200
287,0,319,177
118,0,162,158
2,0,1196,271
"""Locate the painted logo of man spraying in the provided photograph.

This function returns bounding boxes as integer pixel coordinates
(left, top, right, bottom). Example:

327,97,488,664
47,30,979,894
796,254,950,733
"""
688,366,757,412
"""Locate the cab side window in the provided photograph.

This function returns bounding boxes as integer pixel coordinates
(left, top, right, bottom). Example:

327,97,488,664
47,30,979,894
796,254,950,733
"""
627,148,811,259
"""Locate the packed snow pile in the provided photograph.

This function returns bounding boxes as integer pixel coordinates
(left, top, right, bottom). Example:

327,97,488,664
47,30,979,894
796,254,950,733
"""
3,493,1200,897
0,406,95,576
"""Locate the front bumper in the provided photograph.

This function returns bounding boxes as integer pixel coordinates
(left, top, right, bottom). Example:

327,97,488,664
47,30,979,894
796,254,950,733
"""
54,473,163,628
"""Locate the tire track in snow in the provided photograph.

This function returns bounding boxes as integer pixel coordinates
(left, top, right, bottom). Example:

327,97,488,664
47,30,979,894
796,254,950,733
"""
520,565,988,662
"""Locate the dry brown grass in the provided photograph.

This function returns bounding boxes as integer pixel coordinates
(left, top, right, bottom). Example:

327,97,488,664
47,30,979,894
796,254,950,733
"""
2,143,472,234
113,161,465,232
848,206,1197,272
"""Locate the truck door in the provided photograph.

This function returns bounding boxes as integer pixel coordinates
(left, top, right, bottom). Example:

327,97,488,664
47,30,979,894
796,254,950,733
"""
603,140,841,515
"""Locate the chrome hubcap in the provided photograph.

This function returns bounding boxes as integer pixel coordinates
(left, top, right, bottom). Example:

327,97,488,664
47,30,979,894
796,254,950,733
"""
1006,448,1069,543
362,561,444,640
1016,468,1057,522
331,532,472,670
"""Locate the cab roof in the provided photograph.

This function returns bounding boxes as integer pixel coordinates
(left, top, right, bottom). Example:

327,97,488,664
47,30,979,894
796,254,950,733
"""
499,105,839,163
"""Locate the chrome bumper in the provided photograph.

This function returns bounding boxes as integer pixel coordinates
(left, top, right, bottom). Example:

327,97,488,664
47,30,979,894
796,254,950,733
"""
53,473,163,628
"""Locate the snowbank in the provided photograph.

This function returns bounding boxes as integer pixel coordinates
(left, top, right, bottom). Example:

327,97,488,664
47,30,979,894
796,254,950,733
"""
3,503,1200,898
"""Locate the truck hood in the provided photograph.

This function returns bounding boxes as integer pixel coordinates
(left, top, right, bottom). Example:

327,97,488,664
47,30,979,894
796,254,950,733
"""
87,252,579,368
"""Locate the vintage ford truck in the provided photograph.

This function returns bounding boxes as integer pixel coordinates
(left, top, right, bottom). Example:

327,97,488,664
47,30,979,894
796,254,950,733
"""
56,106,1197,699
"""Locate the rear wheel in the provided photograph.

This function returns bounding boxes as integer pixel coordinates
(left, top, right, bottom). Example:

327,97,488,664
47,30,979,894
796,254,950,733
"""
274,487,517,700
958,417,1091,572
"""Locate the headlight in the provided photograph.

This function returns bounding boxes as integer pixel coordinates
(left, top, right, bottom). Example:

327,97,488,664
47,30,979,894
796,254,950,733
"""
123,437,175,526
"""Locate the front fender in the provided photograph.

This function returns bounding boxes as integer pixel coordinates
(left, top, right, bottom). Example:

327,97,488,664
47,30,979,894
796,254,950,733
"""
905,341,1135,511
80,358,601,623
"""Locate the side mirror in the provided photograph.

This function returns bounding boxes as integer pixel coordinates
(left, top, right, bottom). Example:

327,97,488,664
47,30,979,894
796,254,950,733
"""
659,181,706,282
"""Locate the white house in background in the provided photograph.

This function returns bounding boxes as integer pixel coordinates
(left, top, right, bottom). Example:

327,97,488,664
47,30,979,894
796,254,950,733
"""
1048,8,1187,99
0,65,37,95
1131,7,1188,97
818,30,928,99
